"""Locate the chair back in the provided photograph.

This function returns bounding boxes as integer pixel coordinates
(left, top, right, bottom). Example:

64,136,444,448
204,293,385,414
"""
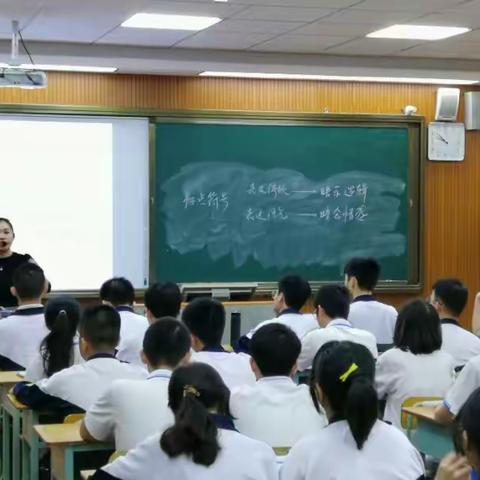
401,396,441,429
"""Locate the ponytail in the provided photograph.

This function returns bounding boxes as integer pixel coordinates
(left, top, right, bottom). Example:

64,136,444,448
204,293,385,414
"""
160,390,220,466
345,376,378,449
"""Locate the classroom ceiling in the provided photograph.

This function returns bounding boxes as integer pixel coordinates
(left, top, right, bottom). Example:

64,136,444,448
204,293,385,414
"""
1,0,480,79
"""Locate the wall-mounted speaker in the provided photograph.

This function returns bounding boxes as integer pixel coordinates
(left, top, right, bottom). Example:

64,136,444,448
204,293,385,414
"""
465,92,480,130
435,87,460,121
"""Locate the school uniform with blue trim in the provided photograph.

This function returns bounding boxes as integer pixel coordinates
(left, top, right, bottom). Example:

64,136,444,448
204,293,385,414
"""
440,318,480,369
298,319,378,371
0,305,48,370
91,415,278,480
114,306,149,366
84,368,174,451
191,346,255,391
348,295,397,345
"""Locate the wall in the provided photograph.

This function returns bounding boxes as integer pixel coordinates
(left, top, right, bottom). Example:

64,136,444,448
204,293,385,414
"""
1,72,479,328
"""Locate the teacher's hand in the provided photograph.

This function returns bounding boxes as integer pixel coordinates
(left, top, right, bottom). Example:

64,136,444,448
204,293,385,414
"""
435,453,471,480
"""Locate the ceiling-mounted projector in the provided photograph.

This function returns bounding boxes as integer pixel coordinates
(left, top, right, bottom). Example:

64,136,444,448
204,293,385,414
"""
0,67,47,89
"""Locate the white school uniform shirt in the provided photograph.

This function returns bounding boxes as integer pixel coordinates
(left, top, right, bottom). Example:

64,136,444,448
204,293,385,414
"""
376,347,455,429
247,309,318,341
101,428,278,480
440,319,480,368
115,307,149,366
444,354,480,416
190,348,256,390
348,296,397,345
25,338,83,383
38,354,147,410
298,319,378,372
0,305,48,368
230,376,327,448
280,420,425,480
84,368,174,451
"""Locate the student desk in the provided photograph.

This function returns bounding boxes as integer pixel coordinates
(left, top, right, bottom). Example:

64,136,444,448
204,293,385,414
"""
34,423,113,480
403,406,453,460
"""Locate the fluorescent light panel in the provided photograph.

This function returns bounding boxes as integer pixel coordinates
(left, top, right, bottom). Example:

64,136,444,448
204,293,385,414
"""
122,13,221,31
199,71,478,85
367,24,470,40
0,63,117,73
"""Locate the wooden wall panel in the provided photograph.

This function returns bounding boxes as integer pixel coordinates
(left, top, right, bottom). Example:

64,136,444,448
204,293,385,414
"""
1,72,479,328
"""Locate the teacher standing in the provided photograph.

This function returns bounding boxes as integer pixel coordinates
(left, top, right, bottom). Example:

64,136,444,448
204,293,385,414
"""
0,218,39,308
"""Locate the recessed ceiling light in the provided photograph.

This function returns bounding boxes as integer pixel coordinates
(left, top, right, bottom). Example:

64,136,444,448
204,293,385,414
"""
19,64,118,73
122,13,221,31
367,24,470,40
199,71,479,85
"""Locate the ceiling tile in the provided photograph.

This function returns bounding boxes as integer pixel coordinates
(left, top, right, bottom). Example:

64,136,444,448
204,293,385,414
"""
353,0,465,12
233,6,336,22
418,10,480,27
0,0,43,38
250,34,353,53
295,21,384,36
175,30,275,49
325,9,421,24
200,0,357,7
144,0,246,17
208,19,304,35
97,28,192,47
326,37,423,55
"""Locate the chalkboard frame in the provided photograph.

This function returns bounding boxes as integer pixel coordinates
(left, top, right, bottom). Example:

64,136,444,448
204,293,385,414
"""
152,110,425,293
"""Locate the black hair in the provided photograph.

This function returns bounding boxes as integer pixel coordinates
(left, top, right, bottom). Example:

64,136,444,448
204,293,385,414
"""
79,305,120,350
315,285,351,319
344,257,380,291
432,278,468,317
100,277,135,306
41,296,81,378
312,341,377,450
278,274,312,311
0,218,14,235
394,299,442,355
145,282,181,319
250,323,301,376
455,388,480,456
182,298,225,347
142,317,191,368
160,363,230,466
12,262,45,300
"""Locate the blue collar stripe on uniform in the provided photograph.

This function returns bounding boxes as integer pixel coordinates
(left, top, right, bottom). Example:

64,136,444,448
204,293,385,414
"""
278,307,299,317
210,413,237,431
13,306,45,316
87,353,117,362
116,306,135,313
202,345,226,353
441,318,460,326
352,295,376,303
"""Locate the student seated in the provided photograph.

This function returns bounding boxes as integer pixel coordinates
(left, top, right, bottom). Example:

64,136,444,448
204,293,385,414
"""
183,298,255,390
344,257,397,345
235,274,317,353
100,277,149,366
298,285,377,371
115,281,182,365
376,299,455,429
25,295,82,382
435,388,480,480
14,305,146,413
80,318,191,451
230,323,326,448
91,363,277,480
0,263,48,370
281,341,425,480
430,278,480,368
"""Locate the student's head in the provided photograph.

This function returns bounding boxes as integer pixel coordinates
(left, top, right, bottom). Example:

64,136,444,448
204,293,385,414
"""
273,274,311,314
42,296,81,377
100,277,135,307
344,257,380,295
144,282,181,322
315,285,351,327
0,218,14,254
431,278,468,318
250,323,301,379
160,363,230,467
141,317,191,371
312,341,377,450
11,262,46,303
182,297,225,351
455,388,480,471
394,299,442,355
78,305,120,359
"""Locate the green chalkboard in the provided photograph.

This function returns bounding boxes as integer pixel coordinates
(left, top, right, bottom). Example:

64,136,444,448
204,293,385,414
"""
153,113,423,288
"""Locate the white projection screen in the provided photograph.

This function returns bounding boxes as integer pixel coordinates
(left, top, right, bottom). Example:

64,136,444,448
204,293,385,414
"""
0,114,150,291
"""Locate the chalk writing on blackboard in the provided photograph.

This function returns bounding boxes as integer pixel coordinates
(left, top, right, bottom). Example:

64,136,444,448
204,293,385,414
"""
161,162,406,269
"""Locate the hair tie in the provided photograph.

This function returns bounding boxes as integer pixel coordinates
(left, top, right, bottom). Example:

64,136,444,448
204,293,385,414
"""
58,309,67,316
339,363,359,383
183,385,200,398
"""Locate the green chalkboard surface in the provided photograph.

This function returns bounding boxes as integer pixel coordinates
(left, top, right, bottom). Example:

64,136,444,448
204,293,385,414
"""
153,114,423,287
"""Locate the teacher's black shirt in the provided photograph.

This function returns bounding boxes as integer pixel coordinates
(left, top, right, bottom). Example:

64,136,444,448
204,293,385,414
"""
0,253,31,307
